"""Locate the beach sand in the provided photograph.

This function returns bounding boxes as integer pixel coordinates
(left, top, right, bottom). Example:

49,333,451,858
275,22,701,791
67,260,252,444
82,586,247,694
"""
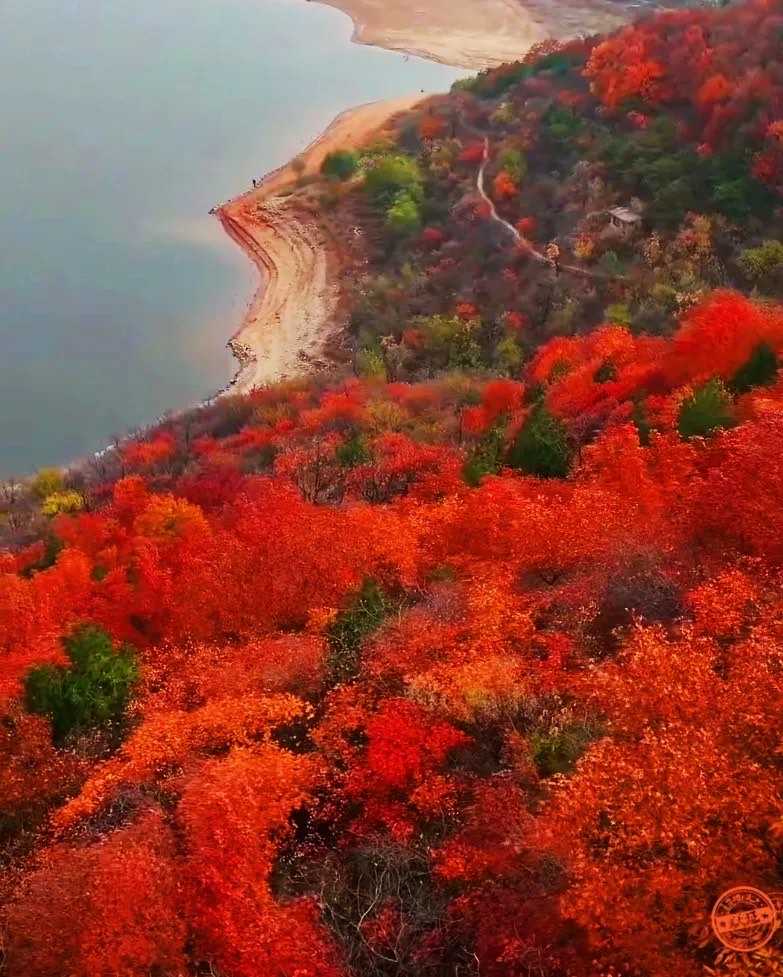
310,0,630,69
216,94,426,391
312,0,546,70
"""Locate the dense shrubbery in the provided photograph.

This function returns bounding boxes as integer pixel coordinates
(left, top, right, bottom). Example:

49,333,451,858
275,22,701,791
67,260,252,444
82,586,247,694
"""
316,0,783,382
5,2,783,974
2,285,783,975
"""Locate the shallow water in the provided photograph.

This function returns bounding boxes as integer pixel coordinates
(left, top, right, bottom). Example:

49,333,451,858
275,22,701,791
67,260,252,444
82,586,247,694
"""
0,0,463,475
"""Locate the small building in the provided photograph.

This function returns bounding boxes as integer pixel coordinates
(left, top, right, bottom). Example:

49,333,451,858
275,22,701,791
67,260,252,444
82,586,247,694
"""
607,206,643,234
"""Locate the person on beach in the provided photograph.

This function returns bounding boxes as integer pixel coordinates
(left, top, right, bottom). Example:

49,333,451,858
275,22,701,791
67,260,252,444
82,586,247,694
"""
252,179,257,188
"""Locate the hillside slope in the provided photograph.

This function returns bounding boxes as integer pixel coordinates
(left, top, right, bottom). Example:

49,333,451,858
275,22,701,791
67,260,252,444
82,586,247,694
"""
322,0,783,380
3,2,783,976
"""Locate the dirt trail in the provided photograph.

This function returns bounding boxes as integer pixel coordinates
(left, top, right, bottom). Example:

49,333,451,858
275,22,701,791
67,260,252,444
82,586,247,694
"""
216,94,425,392
476,137,629,283
477,137,551,262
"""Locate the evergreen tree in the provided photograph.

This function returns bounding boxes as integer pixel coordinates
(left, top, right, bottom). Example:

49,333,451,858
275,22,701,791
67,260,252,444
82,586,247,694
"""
25,625,138,743
506,402,573,478
729,342,779,393
678,379,735,439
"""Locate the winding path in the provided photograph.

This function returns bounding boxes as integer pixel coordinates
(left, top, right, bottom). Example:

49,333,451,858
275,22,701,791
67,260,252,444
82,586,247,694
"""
475,137,629,283
477,138,548,259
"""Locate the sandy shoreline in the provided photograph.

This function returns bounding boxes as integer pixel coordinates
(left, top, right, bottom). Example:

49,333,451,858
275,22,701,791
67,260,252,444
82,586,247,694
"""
216,94,425,392
310,0,630,70
311,0,545,70
215,0,634,395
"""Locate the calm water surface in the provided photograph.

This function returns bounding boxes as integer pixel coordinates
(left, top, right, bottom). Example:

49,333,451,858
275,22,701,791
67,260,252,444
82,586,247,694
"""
0,0,463,475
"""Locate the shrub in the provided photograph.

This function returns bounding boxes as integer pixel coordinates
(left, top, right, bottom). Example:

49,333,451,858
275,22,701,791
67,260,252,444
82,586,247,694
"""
463,424,506,487
25,625,138,743
677,379,735,439
530,724,594,777
363,154,422,206
321,149,360,181
506,402,573,478
386,191,422,235
327,580,397,683
729,341,779,393
30,468,64,501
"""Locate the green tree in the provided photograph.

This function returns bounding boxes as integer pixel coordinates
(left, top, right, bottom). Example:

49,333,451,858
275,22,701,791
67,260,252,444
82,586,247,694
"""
598,251,623,275
542,103,581,152
20,534,64,578
594,360,618,383
506,402,573,478
647,176,696,229
419,314,462,356
386,191,422,235
356,346,387,380
631,401,652,446
494,336,524,374
605,303,632,327
448,331,483,371
530,724,595,777
320,149,360,181
336,432,370,467
677,379,735,439
729,341,780,393
327,580,397,683
364,154,422,205
737,240,783,287
498,148,526,182
25,625,138,743
463,424,506,487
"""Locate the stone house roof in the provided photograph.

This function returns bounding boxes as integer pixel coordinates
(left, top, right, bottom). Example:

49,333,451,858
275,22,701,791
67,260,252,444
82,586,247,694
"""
608,206,642,225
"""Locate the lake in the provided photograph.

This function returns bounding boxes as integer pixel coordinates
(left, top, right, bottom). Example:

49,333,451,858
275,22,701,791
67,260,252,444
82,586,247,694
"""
0,0,463,476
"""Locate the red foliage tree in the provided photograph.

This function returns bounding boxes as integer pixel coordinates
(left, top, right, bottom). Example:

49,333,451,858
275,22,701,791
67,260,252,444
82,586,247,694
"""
4,808,186,977
180,745,346,977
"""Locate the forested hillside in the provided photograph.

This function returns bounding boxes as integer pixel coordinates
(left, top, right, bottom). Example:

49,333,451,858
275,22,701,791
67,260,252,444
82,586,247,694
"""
320,0,783,377
3,2,783,976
